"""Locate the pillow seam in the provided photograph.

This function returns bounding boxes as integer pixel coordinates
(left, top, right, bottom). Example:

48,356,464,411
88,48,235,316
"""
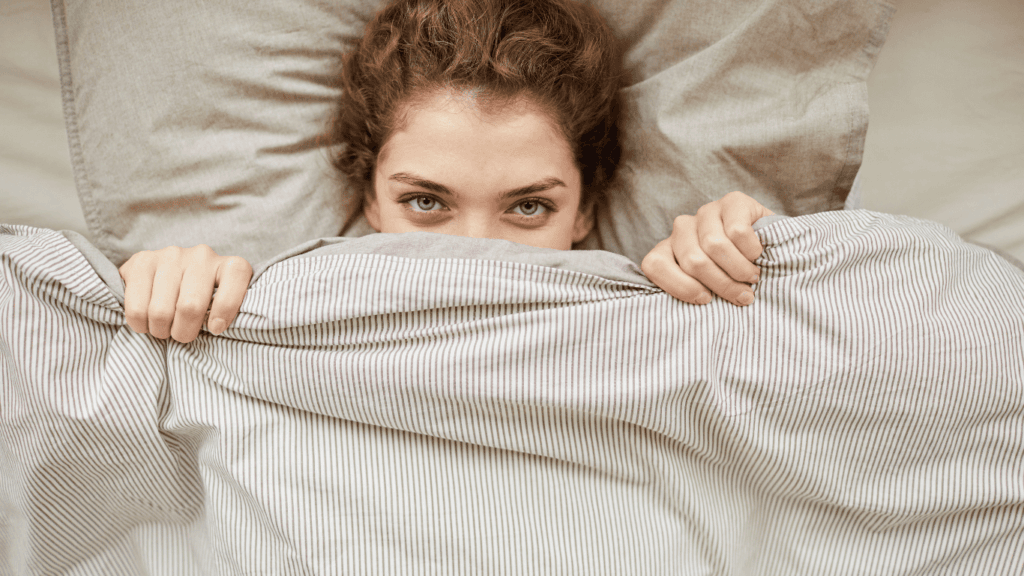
50,0,111,255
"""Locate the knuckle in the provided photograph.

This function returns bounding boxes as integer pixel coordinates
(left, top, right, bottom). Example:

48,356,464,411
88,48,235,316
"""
157,245,183,258
672,214,695,232
695,203,717,218
681,252,709,272
641,241,671,274
640,255,663,278
191,244,216,258
147,306,175,326
699,235,730,257
120,251,152,273
724,190,747,202
223,256,253,275
176,300,209,319
183,244,216,265
640,253,655,275
724,224,748,242
123,307,147,324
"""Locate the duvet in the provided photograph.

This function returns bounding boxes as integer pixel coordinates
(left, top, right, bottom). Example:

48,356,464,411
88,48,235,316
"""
1,210,1023,575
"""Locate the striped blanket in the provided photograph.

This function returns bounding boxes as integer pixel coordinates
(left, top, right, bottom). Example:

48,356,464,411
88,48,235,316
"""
2,210,1023,575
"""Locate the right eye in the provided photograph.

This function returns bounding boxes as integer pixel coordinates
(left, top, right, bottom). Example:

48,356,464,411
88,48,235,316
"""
406,196,444,212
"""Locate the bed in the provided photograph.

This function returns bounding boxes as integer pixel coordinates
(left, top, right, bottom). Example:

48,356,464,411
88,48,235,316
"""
2,0,1023,573
3,0,1022,262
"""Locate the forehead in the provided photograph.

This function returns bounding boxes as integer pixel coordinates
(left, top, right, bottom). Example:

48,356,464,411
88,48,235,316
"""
378,91,575,179
395,87,553,134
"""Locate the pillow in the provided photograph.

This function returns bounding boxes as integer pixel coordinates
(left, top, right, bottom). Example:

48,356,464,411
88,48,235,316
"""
51,0,894,268
584,0,895,260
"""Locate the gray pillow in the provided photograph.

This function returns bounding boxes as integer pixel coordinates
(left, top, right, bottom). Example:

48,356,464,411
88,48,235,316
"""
52,0,894,267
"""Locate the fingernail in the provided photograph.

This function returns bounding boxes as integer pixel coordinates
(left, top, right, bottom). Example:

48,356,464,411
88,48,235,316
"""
749,273,760,283
209,318,226,334
696,293,712,305
737,291,754,305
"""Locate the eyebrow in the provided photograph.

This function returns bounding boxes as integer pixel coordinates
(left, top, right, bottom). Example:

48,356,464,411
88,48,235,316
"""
388,172,567,201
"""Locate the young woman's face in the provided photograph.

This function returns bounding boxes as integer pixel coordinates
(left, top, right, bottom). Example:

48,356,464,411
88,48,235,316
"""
365,92,592,250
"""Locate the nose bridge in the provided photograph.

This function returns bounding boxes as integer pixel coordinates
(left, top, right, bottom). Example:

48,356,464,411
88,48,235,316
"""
447,201,508,241
458,212,492,239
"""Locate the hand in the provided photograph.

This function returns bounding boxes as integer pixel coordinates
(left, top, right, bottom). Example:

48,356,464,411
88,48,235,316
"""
119,245,252,343
641,191,774,306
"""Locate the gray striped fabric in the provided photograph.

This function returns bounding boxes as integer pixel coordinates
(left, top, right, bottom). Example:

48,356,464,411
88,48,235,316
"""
2,210,1023,575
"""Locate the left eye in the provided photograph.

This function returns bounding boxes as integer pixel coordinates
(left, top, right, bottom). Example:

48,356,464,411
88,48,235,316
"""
407,196,443,212
511,200,546,216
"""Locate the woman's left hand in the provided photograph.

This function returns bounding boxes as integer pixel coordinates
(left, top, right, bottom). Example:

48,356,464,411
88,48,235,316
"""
641,191,774,306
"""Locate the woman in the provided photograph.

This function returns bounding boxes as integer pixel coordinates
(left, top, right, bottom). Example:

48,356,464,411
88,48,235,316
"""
119,0,774,343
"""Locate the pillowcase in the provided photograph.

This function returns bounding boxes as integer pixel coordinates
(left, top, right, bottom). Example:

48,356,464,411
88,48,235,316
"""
51,0,894,268
583,0,895,260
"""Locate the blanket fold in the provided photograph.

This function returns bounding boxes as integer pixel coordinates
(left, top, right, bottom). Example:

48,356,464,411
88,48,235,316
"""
2,212,1023,575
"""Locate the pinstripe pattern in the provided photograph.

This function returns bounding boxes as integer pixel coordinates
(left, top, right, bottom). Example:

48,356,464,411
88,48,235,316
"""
2,210,1023,575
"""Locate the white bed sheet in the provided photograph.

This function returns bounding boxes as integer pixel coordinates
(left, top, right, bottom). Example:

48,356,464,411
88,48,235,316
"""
3,214,1023,573
859,0,1024,260
0,0,86,234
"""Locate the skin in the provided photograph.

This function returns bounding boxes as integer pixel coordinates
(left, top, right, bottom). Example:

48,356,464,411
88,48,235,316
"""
642,191,773,306
119,91,773,344
364,92,592,250
120,245,251,343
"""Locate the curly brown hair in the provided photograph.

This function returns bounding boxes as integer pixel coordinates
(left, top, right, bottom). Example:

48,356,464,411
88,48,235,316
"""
327,0,622,214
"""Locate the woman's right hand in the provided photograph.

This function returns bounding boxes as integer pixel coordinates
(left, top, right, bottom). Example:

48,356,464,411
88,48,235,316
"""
119,245,253,343
641,191,773,306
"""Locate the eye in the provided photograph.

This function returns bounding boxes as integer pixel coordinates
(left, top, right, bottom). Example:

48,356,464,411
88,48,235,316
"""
510,199,548,217
406,196,444,212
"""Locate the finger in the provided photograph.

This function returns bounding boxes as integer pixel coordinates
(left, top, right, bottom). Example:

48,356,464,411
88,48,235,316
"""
147,253,185,339
120,253,156,334
170,260,218,344
721,191,774,262
641,239,712,305
696,205,762,284
671,218,755,307
207,256,253,335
